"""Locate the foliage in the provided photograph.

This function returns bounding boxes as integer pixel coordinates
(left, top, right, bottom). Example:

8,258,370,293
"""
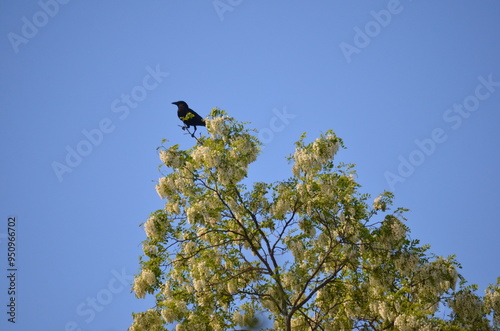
130,109,500,331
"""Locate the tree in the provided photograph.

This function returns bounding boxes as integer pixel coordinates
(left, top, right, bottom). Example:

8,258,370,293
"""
130,109,500,330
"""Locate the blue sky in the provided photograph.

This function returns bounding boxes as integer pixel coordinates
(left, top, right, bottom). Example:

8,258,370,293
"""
1,1,499,330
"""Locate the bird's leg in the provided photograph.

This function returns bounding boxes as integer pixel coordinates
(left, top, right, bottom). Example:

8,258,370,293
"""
178,124,200,139
182,126,195,137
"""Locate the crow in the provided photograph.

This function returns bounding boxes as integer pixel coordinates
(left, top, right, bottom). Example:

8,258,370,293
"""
172,101,206,137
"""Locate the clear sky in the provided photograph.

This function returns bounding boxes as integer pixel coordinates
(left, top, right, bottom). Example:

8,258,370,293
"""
1,1,499,330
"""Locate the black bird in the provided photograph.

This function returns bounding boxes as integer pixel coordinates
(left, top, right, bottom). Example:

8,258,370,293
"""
172,101,206,137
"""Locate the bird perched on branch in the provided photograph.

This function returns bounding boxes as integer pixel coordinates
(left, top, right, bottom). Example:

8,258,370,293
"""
172,101,206,137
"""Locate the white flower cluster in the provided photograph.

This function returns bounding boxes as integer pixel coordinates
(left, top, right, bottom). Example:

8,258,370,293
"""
373,195,386,211
155,176,169,199
292,134,340,177
161,308,176,324
144,215,159,239
175,323,188,331
312,134,339,162
205,116,228,137
449,290,483,322
142,243,157,256
285,236,305,260
160,148,184,168
262,286,282,315
229,135,258,161
222,137,258,185
393,314,422,330
159,174,194,199
129,309,164,331
165,200,181,215
393,253,419,277
282,272,302,296
160,299,187,324
292,148,318,177
319,176,338,199
232,306,258,329
220,165,246,185
192,145,222,169
183,241,196,255
162,280,173,297
390,219,406,242
133,269,156,299
391,258,457,314
184,195,222,226
226,279,239,295
189,260,210,294
271,196,292,219
485,282,500,327
369,300,396,321
375,216,407,249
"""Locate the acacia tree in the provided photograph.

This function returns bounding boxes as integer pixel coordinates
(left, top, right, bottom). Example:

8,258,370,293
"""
130,109,500,331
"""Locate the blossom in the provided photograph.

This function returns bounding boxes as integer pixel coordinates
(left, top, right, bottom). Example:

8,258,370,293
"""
175,323,188,331
227,280,238,295
160,149,184,168
144,216,159,239
165,200,180,215
390,219,406,241
292,148,316,177
394,314,420,330
156,177,168,199
292,133,340,177
142,269,156,286
271,197,291,219
485,281,500,327
311,134,339,163
205,116,227,137
129,309,163,330
161,308,176,323
449,290,484,322
133,269,156,298
162,281,173,297
373,195,386,211
191,145,211,165
184,241,196,254
143,244,157,255
144,215,162,239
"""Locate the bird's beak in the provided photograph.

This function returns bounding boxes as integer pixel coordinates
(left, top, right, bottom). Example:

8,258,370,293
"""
171,102,177,105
